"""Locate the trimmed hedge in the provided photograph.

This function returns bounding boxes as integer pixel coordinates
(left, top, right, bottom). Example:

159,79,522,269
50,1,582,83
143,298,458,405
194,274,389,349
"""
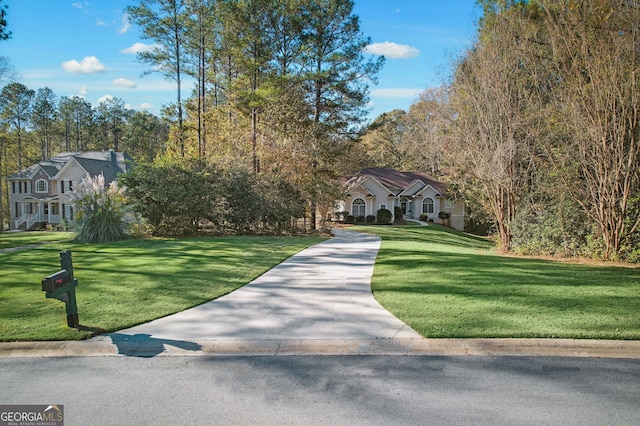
377,208,392,224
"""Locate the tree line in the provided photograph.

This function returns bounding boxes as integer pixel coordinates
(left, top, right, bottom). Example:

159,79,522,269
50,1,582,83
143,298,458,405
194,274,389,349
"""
347,0,640,262
123,0,639,261
0,0,381,233
3,0,638,262
0,84,170,226
124,0,382,229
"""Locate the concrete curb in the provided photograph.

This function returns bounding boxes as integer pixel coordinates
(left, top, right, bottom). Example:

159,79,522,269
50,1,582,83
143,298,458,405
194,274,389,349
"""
1,338,639,358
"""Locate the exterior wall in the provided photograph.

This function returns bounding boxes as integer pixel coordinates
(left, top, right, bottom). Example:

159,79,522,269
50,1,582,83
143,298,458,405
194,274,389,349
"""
57,160,90,225
9,161,90,230
7,152,129,230
340,171,466,231
344,178,395,219
32,169,52,196
8,179,31,228
342,190,465,230
344,191,395,220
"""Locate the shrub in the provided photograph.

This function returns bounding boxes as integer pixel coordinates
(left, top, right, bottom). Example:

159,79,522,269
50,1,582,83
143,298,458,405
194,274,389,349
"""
345,215,355,224
366,215,376,224
419,214,429,221
121,159,307,236
377,208,392,224
355,215,366,223
394,206,405,224
511,197,589,258
120,159,223,236
128,219,154,239
69,173,128,243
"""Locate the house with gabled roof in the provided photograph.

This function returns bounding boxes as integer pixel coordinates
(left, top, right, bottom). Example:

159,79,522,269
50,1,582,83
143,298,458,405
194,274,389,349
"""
340,167,465,230
6,151,131,230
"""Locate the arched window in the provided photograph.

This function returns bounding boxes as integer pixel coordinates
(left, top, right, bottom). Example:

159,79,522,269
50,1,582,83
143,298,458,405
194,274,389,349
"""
423,197,434,214
35,179,48,193
352,198,366,217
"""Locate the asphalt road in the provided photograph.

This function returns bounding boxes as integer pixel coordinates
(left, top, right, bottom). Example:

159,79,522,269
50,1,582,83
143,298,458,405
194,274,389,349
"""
2,355,639,425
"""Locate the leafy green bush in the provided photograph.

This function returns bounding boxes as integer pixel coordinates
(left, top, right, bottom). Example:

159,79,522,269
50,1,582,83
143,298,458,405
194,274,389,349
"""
121,159,307,236
394,206,405,224
120,159,223,236
377,208,392,224
366,215,376,223
345,215,355,224
511,197,589,258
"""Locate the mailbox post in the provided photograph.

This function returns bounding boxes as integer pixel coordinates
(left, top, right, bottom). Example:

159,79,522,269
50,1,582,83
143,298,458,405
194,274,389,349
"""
42,250,79,328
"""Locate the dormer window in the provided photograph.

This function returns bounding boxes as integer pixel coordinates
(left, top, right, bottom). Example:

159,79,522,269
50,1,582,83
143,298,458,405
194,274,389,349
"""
35,179,48,193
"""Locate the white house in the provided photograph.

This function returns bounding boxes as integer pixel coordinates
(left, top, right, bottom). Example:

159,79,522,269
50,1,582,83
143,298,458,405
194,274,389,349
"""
7,151,131,230
339,167,465,231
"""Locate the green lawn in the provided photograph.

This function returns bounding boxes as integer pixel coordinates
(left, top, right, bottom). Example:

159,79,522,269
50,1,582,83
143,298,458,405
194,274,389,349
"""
2,227,639,342
0,231,75,250
0,235,325,341
360,225,640,340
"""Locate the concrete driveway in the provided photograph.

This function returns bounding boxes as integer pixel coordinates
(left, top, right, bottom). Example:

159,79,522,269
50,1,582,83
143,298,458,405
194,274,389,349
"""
112,229,421,342
2,228,638,357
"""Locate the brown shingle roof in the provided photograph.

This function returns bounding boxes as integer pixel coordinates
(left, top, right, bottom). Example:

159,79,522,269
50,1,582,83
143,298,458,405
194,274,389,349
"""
346,167,448,196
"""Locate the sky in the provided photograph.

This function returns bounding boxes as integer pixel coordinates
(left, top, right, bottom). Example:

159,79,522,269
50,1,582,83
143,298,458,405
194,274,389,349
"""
1,0,481,121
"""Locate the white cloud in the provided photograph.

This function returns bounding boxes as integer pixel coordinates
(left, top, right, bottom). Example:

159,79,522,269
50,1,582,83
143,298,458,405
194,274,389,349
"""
118,13,131,34
120,42,159,54
136,102,154,110
365,42,420,59
113,78,137,88
78,86,89,96
96,19,107,27
371,88,423,98
97,94,114,104
61,56,105,74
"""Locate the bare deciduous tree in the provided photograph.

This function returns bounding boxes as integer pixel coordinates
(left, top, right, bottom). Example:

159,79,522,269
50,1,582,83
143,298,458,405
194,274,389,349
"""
540,0,640,259
448,4,539,251
401,87,451,175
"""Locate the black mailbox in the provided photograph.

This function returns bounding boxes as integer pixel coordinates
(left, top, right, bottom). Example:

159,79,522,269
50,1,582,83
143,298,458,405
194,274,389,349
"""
42,270,71,293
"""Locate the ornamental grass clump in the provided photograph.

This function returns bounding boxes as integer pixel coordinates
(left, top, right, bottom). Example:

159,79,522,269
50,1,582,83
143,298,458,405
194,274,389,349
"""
69,173,128,243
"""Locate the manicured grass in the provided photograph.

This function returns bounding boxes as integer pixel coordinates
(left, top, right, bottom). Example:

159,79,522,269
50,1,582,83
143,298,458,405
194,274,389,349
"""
359,225,640,340
0,235,325,341
0,231,75,250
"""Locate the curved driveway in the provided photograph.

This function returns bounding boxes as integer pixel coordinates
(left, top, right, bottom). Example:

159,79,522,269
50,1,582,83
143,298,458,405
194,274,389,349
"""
112,229,421,342
2,229,638,357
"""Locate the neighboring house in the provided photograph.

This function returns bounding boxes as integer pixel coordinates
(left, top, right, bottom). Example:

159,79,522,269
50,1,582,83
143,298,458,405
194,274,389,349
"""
6,151,131,230
339,167,465,231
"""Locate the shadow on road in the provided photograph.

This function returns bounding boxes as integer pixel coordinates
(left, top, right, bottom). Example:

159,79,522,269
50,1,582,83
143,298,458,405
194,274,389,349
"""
108,333,202,358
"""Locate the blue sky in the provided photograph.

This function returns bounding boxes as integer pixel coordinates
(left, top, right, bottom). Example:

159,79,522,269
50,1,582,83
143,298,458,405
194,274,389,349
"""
1,0,480,121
